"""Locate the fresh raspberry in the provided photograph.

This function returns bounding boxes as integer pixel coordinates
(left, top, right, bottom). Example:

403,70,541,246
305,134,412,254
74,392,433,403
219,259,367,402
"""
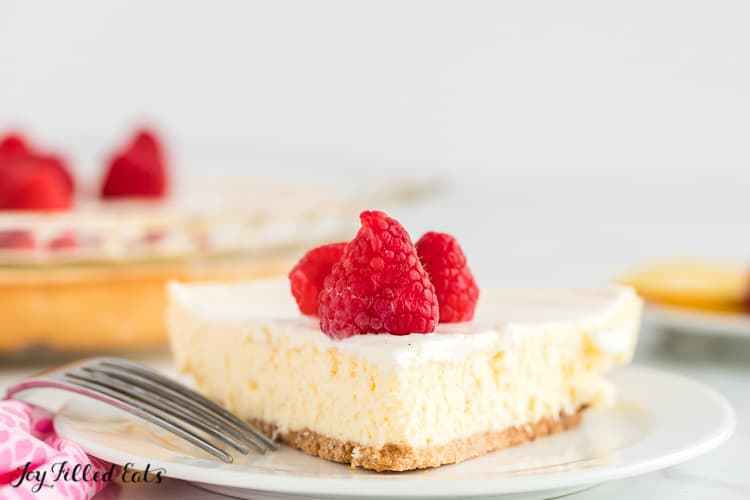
0,133,74,192
0,133,29,158
0,133,75,210
318,210,439,338
0,158,73,211
48,231,78,251
289,242,346,315
143,229,167,245
101,129,168,199
0,230,35,250
38,154,75,194
416,231,479,323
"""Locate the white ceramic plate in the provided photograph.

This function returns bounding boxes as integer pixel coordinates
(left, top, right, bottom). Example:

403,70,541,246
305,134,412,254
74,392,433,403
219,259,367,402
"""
54,367,734,500
645,304,750,339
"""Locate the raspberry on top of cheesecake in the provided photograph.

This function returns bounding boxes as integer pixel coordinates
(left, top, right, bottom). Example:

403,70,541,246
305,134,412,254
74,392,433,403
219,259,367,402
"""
291,210,479,338
0,128,171,256
169,210,643,471
0,130,360,263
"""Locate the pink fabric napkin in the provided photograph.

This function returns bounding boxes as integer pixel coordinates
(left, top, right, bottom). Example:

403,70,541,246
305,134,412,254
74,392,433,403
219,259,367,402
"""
0,400,110,499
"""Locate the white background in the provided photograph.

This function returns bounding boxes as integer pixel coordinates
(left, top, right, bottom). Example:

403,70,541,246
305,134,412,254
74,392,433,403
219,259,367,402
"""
1,1,749,170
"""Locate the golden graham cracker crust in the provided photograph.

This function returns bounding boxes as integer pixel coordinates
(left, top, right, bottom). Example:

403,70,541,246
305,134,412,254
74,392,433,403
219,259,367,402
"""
251,407,587,472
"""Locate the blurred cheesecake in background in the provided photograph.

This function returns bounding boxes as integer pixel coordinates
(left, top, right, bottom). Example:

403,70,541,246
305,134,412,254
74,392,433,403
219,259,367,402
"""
0,189,351,353
619,259,750,315
0,129,435,354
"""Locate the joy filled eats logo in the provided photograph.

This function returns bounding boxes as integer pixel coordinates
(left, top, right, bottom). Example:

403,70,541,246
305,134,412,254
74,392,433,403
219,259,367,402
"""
10,461,164,493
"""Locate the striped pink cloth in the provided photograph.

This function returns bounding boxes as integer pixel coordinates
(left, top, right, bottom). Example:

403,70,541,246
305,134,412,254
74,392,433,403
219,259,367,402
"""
0,400,110,499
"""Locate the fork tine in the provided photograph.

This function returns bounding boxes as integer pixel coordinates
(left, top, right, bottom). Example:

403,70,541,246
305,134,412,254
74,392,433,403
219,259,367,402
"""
81,365,267,454
75,368,256,455
98,359,277,451
91,363,273,453
64,374,233,463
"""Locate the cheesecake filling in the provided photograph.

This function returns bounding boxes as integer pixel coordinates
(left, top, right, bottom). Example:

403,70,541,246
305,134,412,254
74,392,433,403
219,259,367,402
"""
169,280,641,450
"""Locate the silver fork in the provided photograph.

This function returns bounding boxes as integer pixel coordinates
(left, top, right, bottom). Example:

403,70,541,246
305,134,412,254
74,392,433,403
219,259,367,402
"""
4,357,277,463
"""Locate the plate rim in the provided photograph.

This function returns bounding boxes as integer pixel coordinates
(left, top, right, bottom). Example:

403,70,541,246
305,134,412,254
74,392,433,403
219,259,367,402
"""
645,303,750,338
54,366,736,498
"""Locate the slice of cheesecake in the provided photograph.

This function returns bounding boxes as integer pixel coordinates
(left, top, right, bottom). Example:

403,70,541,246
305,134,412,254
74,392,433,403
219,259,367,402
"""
168,279,642,472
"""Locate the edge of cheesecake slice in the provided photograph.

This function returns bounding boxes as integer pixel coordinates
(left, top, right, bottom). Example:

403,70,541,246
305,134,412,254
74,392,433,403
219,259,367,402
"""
168,280,642,471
